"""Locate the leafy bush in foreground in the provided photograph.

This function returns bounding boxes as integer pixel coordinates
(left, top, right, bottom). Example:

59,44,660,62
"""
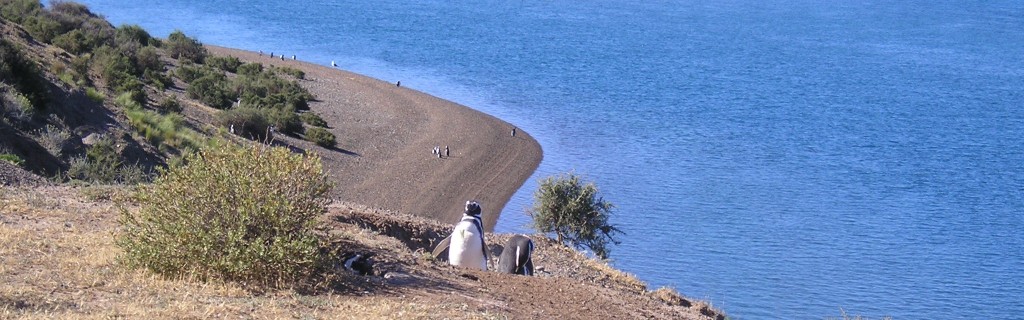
118,144,333,286
528,172,622,259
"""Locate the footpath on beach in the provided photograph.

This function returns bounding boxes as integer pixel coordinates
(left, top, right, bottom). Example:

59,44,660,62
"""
206,46,543,230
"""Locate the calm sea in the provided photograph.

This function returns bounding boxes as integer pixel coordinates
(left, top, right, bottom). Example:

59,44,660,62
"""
78,0,1024,318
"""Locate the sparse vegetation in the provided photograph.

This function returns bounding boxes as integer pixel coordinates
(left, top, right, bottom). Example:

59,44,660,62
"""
118,143,333,286
528,172,622,259
0,38,49,110
0,153,25,166
305,127,336,148
300,111,328,127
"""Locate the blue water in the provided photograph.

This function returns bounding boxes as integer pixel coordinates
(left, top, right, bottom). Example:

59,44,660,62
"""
77,1,1024,318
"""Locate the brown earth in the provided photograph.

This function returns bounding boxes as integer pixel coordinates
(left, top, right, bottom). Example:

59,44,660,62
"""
206,46,540,231
0,186,724,319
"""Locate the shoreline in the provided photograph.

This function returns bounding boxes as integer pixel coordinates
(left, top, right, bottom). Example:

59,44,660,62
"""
205,45,543,231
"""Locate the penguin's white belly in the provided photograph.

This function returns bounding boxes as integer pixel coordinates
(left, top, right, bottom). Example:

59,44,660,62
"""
448,221,486,270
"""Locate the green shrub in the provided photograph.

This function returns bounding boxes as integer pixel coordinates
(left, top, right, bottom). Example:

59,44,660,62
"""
174,62,220,83
0,39,49,110
186,74,233,109
165,30,206,63
157,96,181,113
84,86,104,102
205,55,242,73
305,127,336,148
528,172,622,259
114,24,152,47
274,66,304,80
0,154,25,167
300,112,327,127
66,136,122,183
114,91,143,109
0,0,42,24
143,68,171,91
265,107,302,135
118,143,332,286
52,28,88,54
218,107,271,141
236,62,263,76
135,45,162,72
125,107,204,151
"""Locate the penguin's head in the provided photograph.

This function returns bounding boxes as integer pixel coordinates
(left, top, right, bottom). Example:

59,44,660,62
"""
464,201,482,216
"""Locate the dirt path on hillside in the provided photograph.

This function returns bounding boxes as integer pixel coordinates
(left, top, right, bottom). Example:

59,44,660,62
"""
206,46,542,231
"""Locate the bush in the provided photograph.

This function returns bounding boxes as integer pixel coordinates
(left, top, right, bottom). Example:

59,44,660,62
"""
274,66,304,80
157,96,181,113
218,107,270,141
114,24,151,47
174,62,220,83
0,39,49,110
165,30,206,63
528,172,622,259
0,154,25,167
205,55,242,73
84,86,104,102
300,112,327,127
305,127,336,148
143,68,171,91
118,143,332,286
186,74,233,109
65,136,121,183
52,28,88,54
236,62,263,76
135,45,162,72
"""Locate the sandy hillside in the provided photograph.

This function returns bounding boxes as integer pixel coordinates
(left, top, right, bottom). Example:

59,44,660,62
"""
206,46,541,231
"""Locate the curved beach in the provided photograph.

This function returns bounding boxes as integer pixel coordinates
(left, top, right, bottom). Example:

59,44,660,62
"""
206,46,542,231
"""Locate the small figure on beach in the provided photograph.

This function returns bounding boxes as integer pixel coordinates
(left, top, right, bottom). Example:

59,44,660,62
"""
332,60,337,67
229,124,235,134
281,55,285,61
445,145,449,157
258,50,263,56
511,127,517,137
292,55,296,60
396,81,401,88
270,52,274,58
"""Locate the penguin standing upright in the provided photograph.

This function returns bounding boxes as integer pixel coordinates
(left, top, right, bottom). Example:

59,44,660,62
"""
497,235,535,276
447,201,488,270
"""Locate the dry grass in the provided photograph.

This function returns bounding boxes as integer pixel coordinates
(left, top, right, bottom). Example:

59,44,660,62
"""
580,256,648,293
0,187,509,319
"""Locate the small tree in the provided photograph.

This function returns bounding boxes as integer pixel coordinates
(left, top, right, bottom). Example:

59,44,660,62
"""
528,172,622,259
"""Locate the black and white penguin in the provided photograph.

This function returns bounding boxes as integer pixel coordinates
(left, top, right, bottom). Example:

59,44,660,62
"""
448,201,488,270
497,235,534,276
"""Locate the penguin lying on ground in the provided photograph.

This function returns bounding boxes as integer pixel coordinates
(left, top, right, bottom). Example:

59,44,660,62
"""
497,235,534,276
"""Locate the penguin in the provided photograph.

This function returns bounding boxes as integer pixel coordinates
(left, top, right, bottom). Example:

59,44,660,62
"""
497,235,534,276
447,201,488,270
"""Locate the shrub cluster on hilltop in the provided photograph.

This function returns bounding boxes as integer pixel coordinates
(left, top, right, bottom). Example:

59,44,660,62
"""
0,0,337,184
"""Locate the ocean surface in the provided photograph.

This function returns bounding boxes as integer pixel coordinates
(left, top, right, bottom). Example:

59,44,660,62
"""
77,1,1024,318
